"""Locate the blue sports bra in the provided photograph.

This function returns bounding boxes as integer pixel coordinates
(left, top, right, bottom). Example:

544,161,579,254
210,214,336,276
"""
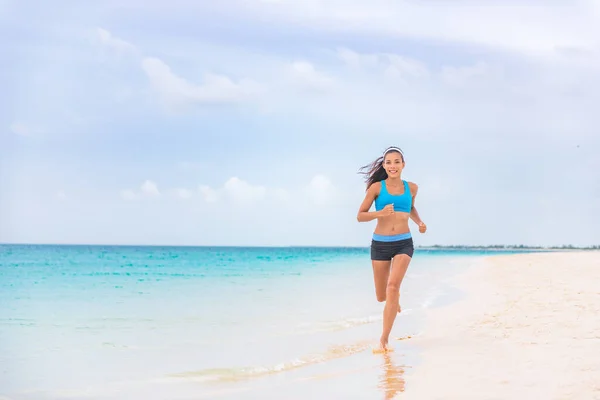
374,180,412,213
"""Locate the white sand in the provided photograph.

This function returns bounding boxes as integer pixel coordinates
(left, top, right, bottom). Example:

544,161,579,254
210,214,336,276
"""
403,251,600,400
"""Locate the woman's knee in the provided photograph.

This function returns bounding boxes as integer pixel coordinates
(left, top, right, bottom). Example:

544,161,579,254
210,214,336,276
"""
386,281,400,295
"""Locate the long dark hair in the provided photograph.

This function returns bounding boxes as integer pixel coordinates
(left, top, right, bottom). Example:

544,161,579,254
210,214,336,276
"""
358,146,405,189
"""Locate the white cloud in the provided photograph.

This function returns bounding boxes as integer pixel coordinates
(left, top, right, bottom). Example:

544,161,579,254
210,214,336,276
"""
94,28,137,54
441,61,496,87
337,48,429,81
197,180,290,205
141,57,261,109
336,48,499,88
120,176,334,210
174,188,193,199
337,47,377,69
384,54,430,81
86,16,598,142
305,174,337,205
223,177,267,203
90,28,263,110
120,180,160,200
248,0,600,59
140,179,160,196
288,61,333,91
198,185,218,203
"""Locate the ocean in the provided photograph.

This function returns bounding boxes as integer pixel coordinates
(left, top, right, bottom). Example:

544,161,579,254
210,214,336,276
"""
0,244,532,399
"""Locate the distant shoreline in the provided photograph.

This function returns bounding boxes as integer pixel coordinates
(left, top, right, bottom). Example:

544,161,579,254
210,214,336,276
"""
419,245,600,251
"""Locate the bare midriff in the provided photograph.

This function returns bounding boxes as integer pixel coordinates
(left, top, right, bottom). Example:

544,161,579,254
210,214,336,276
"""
373,212,411,236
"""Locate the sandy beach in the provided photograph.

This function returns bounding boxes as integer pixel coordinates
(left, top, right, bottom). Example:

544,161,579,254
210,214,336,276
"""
403,251,600,400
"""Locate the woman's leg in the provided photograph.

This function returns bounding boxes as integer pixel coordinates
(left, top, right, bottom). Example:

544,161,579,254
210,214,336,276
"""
372,260,392,302
380,254,411,350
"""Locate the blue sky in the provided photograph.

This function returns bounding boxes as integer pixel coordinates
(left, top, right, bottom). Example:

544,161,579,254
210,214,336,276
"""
1,0,599,247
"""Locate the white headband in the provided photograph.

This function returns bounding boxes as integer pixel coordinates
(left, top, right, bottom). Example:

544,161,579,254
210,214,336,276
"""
383,147,402,157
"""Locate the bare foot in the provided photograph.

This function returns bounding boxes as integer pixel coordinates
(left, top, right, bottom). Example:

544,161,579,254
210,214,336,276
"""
372,338,394,354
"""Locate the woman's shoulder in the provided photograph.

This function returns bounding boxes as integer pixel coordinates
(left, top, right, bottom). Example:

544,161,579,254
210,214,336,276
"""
406,180,418,194
367,180,383,194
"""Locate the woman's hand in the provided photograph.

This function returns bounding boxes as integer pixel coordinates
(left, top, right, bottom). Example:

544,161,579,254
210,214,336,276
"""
378,204,395,218
418,221,427,233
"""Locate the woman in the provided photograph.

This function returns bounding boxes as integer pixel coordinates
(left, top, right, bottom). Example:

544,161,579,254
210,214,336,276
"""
357,146,427,352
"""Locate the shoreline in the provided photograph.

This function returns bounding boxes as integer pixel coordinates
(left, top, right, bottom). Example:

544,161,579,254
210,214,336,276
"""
402,250,600,399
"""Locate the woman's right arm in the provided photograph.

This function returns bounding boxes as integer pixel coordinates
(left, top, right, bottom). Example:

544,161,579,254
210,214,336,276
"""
356,183,381,222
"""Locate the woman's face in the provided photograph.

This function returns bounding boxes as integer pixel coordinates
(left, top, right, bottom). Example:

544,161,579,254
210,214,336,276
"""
383,152,404,178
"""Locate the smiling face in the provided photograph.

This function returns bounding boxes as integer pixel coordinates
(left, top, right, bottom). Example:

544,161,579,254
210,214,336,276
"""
383,151,404,178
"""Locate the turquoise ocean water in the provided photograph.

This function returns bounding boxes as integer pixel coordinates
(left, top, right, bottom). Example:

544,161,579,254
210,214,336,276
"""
0,244,534,399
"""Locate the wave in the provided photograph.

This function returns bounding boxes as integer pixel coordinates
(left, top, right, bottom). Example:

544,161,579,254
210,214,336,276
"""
295,315,381,334
166,334,416,384
293,309,414,335
420,286,444,309
166,341,373,383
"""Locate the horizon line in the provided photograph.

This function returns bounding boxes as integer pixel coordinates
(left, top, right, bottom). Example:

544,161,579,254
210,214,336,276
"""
0,242,598,249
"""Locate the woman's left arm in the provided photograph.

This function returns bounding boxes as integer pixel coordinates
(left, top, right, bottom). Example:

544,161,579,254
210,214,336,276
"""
409,182,427,233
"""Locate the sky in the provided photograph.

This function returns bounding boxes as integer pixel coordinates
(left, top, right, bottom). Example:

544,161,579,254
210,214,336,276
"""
1,0,599,247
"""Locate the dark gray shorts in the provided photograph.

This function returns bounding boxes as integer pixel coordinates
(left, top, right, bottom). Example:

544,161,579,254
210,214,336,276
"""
370,237,414,261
